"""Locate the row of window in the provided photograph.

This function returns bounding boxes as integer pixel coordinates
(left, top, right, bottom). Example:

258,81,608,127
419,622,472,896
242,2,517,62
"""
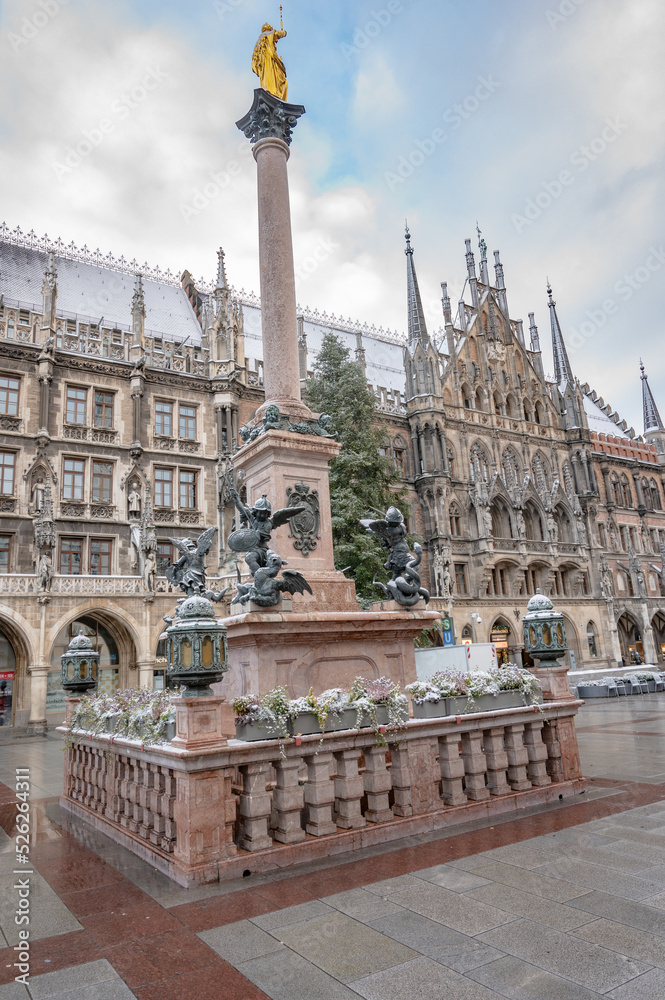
0,378,201,441
0,452,200,509
608,472,662,511
0,535,178,576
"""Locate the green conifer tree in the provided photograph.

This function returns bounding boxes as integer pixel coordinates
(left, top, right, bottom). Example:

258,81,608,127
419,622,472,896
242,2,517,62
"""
304,333,409,601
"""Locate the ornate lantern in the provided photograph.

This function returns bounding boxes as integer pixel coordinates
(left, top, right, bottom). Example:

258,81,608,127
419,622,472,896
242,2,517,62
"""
60,630,100,695
522,590,567,665
165,595,229,696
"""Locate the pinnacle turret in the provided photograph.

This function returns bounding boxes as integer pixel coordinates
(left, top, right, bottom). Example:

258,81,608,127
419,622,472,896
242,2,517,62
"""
547,281,574,386
404,224,430,348
215,247,228,292
641,361,664,432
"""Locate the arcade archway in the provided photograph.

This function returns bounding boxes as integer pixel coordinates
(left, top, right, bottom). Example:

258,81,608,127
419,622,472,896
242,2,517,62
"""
48,612,137,719
617,612,643,665
651,612,665,663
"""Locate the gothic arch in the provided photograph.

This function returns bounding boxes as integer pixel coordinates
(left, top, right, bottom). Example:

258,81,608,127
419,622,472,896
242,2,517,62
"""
501,448,521,490
470,442,491,483
505,393,518,419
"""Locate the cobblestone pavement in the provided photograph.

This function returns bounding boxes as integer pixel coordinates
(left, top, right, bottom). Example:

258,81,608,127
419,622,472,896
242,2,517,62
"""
1,696,664,1000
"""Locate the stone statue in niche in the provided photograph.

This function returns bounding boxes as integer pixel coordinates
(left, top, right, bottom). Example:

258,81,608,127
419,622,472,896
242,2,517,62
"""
547,513,558,543
38,552,53,593
360,506,430,607
143,551,156,594
128,484,141,519
432,544,451,598
32,476,45,513
227,490,312,607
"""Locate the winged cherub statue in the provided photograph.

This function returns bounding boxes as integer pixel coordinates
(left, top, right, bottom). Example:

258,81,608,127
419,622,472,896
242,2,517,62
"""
165,526,228,602
227,489,312,607
360,506,430,607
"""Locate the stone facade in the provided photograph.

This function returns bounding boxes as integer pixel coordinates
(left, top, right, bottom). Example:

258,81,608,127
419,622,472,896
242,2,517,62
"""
0,224,664,729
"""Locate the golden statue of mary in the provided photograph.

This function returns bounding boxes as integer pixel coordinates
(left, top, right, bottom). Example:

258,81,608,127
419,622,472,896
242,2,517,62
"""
252,21,288,101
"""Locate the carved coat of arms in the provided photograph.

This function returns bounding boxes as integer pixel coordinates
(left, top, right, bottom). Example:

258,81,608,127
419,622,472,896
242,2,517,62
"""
286,482,320,556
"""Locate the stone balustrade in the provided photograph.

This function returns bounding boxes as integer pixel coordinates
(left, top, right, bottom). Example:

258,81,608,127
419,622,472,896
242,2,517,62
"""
60,697,585,887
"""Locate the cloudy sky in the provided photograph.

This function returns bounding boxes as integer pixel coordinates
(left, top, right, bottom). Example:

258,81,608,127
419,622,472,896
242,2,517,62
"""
1,0,663,432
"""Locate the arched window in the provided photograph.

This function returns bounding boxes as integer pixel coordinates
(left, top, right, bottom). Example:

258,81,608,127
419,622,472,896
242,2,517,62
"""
494,392,502,416
461,624,473,640
586,622,598,657
475,388,486,412
462,384,473,409
417,358,426,394
449,503,462,536
470,444,490,482
620,474,632,508
610,473,621,506
505,394,517,418
650,478,662,510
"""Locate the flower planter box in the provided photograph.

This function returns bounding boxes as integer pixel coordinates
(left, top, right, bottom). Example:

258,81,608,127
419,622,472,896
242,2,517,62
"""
287,712,321,736
357,706,390,728
323,708,358,732
577,685,610,699
412,699,450,720
235,722,280,742
448,691,526,714
103,713,121,734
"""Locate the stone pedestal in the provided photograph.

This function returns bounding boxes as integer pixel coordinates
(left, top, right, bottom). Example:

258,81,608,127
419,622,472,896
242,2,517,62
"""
220,608,439,701
231,428,357,610
532,662,576,702
171,696,230,751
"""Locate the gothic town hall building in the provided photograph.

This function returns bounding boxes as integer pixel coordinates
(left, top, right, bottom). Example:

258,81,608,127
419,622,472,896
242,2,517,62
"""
0,222,663,731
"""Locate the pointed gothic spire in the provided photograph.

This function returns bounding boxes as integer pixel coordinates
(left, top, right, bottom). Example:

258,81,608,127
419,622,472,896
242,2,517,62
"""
404,223,429,348
215,247,228,292
547,280,574,386
641,361,664,432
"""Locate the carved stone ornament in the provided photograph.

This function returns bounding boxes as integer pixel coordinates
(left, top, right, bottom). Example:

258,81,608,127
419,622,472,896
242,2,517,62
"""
236,88,306,146
239,405,335,445
286,482,320,556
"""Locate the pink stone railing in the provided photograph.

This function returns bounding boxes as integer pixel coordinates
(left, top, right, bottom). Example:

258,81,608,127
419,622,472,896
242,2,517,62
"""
60,699,584,887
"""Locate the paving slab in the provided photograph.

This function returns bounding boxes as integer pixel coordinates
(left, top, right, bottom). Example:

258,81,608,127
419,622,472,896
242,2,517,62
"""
607,968,665,999
567,890,665,937
267,909,419,983
572,918,665,969
237,944,368,999
387,881,514,936
409,864,492,892
26,960,118,999
0,872,81,945
369,908,504,974
250,898,334,930
467,955,607,1000
477,917,651,993
536,857,665,900
198,918,285,965
349,955,505,1000
465,881,595,931
323,888,404,923
467,861,590,902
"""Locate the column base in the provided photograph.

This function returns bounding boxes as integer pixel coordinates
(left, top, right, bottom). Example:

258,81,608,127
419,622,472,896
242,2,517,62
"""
25,720,48,736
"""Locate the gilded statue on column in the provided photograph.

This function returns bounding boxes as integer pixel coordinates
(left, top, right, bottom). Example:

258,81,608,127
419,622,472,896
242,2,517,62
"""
252,9,288,101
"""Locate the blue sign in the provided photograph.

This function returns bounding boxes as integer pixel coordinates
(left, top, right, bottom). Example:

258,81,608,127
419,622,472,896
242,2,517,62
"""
440,616,455,647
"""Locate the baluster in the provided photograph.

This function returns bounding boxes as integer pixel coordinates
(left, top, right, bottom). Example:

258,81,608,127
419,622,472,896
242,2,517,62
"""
389,745,413,817
333,748,366,829
438,733,467,806
138,762,153,839
238,762,273,850
222,767,238,857
161,767,177,853
460,731,490,801
271,757,306,844
363,747,393,824
483,726,511,796
504,723,532,791
303,752,337,836
541,720,564,783
524,720,551,786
